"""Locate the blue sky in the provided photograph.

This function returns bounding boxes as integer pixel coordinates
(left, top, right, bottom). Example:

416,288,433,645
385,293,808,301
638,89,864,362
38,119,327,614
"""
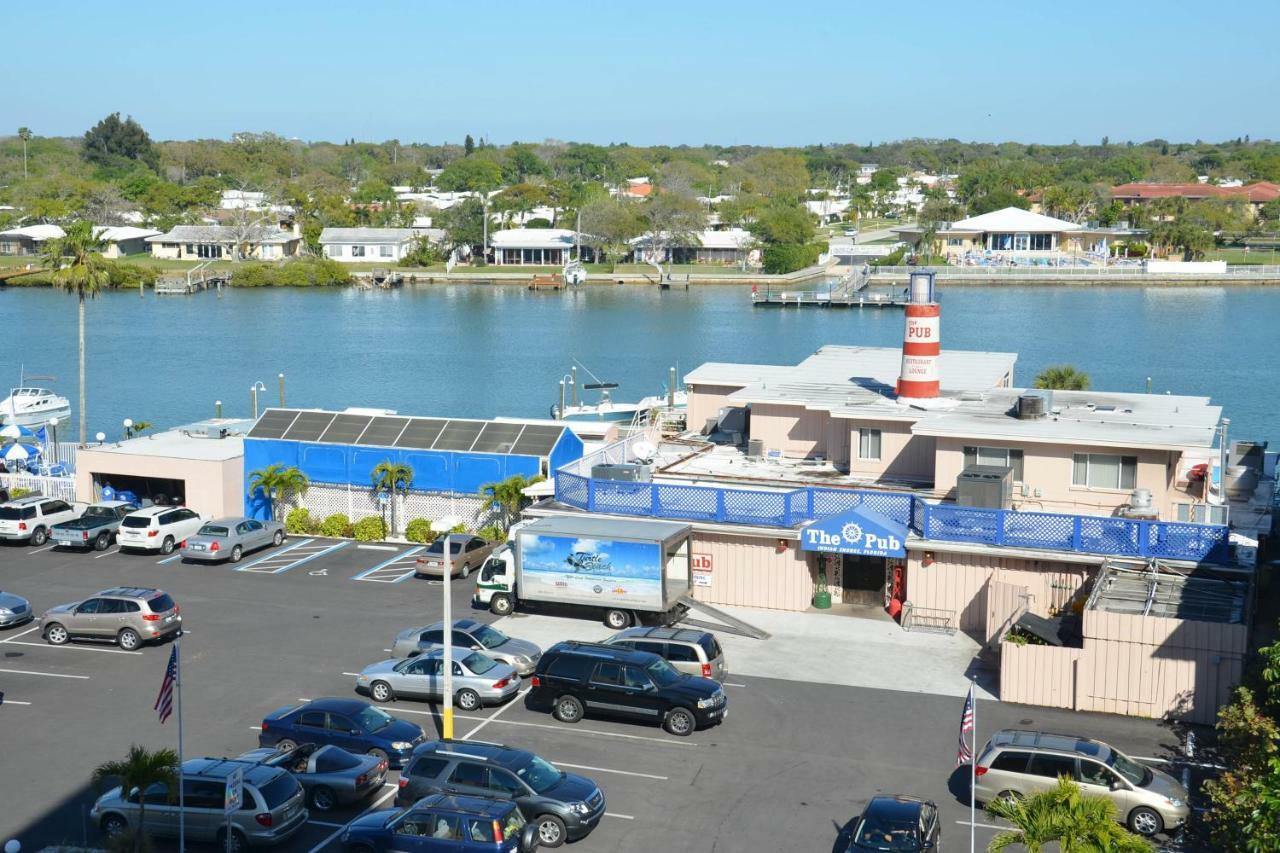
6,0,1277,145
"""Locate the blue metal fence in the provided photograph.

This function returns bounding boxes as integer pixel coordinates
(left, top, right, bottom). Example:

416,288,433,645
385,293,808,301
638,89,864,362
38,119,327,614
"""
555,472,1231,564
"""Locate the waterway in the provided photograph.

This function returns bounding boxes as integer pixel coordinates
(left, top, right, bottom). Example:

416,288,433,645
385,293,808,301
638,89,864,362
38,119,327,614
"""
0,283,1275,444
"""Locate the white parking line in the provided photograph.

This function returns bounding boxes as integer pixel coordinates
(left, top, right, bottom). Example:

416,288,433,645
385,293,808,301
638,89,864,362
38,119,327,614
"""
384,705,697,747
3,641,142,656
956,820,1006,831
31,544,56,553
0,667,90,679
1133,755,1227,770
306,783,398,853
352,546,424,583
94,548,122,559
462,688,531,740
307,819,346,828
157,553,184,564
236,538,313,571
0,626,41,643
605,812,635,820
552,762,668,781
724,682,747,687
357,544,398,552
249,726,262,731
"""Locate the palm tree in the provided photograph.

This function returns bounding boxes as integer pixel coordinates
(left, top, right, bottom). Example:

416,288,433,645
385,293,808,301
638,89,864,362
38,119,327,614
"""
987,777,1150,853
42,221,112,447
92,744,179,853
247,463,310,520
17,126,32,179
480,473,546,532
371,460,414,534
1034,365,1090,391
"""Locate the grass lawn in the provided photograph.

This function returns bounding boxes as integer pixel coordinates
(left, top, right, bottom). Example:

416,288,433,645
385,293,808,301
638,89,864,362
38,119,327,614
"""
1205,247,1280,265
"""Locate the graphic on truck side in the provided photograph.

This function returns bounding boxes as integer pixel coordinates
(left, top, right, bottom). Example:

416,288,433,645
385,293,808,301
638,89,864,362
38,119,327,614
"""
519,533,663,608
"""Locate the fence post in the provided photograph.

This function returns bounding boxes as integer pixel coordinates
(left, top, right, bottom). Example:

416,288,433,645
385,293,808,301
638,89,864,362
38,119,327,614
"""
716,489,725,522
993,508,1006,546
806,489,814,520
1071,516,1083,551
1137,521,1151,558
921,503,931,539
586,478,596,512
651,483,659,517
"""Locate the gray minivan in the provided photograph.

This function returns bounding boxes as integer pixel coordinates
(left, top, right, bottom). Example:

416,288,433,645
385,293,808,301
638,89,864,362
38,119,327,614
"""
91,757,308,851
602,626,727,681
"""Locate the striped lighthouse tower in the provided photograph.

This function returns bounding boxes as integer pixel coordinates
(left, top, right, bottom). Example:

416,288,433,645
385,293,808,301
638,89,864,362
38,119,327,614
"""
896,271,940,399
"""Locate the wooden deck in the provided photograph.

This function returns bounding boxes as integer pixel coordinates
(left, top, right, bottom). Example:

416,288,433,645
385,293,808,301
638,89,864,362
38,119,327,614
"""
528,274,564,290
751,291,909,307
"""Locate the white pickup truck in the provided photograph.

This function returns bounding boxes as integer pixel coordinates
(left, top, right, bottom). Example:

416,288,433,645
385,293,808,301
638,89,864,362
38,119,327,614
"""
0,496,88,546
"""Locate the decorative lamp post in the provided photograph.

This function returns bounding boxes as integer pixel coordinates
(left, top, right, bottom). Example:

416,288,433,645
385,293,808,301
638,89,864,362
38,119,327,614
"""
123,418,134,440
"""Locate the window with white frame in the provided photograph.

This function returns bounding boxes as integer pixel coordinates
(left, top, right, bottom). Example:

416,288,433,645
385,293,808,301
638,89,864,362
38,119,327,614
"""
858,428,882,461
963,446,1024,481
327,244,343,258
379,244,394,257
1029,233,1054,250
946,238,963,246
351,245,365,258
1072,453,1137,490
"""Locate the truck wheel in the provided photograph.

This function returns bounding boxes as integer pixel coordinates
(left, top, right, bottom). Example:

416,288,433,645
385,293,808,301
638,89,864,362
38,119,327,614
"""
552,695,584,724
604,609,632,630
94,532,111,551
665,707,696,736
459,562,471,579
30,527,47,546
490,593,514,616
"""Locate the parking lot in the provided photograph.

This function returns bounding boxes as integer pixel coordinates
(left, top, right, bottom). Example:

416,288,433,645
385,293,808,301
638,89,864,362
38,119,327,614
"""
1,535,1204,852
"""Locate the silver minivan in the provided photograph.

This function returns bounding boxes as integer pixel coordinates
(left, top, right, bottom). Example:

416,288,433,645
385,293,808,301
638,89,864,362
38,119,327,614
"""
91,758,308,851
973,729,1190,837
602,626,728,681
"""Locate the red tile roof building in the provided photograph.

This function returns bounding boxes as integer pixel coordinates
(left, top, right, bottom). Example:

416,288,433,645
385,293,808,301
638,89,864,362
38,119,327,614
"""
1111,181,1280,204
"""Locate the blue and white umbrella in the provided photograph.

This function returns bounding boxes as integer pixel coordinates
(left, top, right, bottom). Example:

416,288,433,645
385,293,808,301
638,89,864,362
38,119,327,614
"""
3,442,31,461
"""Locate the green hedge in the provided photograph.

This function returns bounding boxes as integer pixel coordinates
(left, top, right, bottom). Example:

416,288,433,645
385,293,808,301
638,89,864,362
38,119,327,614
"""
230,256,352,287
761,242,826,274
353,516,388,542
871,246,908,266
319,513,353,538
285,507,315,535
405,518,434,544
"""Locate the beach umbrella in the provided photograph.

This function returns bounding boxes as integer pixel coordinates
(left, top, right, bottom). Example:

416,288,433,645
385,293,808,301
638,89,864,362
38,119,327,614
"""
0,423,21,440
3,443,30,461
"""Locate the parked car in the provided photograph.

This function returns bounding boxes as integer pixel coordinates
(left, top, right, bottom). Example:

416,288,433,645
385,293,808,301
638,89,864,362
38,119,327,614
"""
340,794,538,853
528,641,726,737
91,756,307,851
50,500,140,551
414,535,498,579
973,729,1190,837
0,496,85,546
259,698,425,770
0,589,34,628
392,618,542,676
40,587,181,651
602,626,727,681
356,647,520,710
236,743,387,813
182,517,285,563
117,505,205,554
841,796,940,852
398,739,604,848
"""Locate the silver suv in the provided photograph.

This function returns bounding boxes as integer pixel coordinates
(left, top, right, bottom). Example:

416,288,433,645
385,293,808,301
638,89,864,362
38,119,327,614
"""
974,729,1189,837
602,626,727,681
91,757,308,851
40,587,182,651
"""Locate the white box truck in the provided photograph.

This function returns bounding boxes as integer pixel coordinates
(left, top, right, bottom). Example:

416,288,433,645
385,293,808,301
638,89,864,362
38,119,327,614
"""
472,515,693,630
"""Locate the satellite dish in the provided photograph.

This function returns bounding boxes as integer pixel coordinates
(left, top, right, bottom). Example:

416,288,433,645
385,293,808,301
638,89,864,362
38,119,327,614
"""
632,441,656,461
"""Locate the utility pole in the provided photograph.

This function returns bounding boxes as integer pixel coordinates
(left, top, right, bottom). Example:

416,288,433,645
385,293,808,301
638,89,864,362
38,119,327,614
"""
442,533,455,739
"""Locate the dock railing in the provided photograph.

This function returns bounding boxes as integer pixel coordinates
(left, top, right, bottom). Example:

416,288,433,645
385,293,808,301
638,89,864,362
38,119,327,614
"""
867,264,1280,279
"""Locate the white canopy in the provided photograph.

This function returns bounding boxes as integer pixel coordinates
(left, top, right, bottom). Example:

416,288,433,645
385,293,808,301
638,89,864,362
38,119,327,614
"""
946,207,1081,233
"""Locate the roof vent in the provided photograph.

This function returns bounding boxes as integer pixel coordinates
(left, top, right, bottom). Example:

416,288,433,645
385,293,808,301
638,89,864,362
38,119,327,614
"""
1014,390,1052,420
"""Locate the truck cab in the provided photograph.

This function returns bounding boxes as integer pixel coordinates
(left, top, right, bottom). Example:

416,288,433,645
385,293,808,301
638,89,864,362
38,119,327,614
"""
474,544,518,616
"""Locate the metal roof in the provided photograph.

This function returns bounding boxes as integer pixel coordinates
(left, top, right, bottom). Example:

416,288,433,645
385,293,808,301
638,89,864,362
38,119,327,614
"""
519,514,691,543
146,225,299,244
318,227,415,244
247,408,568,458
1087,564,1248,624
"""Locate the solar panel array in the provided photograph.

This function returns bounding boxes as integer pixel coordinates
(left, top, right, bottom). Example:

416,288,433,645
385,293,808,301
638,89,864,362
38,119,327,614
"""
247,409,567,457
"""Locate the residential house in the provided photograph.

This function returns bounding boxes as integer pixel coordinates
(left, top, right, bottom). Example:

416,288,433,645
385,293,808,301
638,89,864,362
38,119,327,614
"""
1110,181,1280,219
490,228,589,265
631,227,756,265
0,224,160,257
893,207,1143,263
319,228,418,263
0,224,65,255
146,225,301,260
93,226,162,258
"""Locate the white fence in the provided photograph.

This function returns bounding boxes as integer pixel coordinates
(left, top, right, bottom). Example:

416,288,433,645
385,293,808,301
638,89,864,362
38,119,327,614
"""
869,264,1280,278
1,472,78,502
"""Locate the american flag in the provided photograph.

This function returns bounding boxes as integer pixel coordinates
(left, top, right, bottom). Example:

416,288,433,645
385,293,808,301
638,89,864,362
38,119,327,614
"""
955,683,975,767
154,646,178,724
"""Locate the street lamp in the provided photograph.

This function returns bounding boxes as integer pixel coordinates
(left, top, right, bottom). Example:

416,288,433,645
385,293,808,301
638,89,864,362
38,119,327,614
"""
48,416,59,465
250,382,267,419
6,838,22,853
95,432,106,445
123,418,134,440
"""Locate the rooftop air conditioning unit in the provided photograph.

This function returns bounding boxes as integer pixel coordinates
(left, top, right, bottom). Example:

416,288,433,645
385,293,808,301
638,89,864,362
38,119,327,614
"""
747,438,765,459
206,425,229,439
1015,390,1052,420
957,465,1013,509
591,463,652,483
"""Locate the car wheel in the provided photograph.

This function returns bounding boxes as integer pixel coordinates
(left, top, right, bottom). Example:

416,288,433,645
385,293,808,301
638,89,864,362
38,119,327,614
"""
93,532,111,551
1128,806,1163,837
490,593,514,616
273,530,284,546
160,535,175,555
230,545,243,563
275,738,298,751
994,790,1022,807
367,747,389,764
535,814,567,848
552,694,584,724
459,562,471,579
455,688,481,711
370,680,394,702
604,608,631,630
218,827,247,853
310,785,337,812
30,527,47,547
100,813,128,837
665,707,696,737
117,628,141,651
45,623,69,645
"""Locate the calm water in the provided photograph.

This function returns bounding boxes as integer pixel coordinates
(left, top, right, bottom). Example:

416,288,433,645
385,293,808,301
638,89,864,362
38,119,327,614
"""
1,283,1275,444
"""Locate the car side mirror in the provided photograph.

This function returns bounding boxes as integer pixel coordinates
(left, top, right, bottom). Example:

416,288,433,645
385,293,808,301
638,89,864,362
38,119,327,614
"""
1110,780,1125,791
407,650,420,658
921,843,935,851
520,822,540,851
472,645,482,651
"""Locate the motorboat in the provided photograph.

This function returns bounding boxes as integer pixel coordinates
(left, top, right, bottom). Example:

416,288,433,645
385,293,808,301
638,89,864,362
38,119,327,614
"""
1,387,72,428
551,384,687,423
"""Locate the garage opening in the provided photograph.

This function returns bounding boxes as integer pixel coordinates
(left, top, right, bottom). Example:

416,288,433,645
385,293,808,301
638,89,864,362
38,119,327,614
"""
90,472,187,507
841,554,887,607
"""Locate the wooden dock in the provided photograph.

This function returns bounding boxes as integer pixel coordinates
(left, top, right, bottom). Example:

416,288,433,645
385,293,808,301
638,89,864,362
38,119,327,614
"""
528,274,564,291
751,290,909,307
154,270,229,295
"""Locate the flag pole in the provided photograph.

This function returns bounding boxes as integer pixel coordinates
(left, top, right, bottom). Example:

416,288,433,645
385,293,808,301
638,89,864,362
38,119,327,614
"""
177,635,186,853
969,677,976,853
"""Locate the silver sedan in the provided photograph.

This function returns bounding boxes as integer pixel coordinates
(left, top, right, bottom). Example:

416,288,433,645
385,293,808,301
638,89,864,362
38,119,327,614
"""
237,744,386,813
0,590,33,628
181,517,285,563
355,648,520,711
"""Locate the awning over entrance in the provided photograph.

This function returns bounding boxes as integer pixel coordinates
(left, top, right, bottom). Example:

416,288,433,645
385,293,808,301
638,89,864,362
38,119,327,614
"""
800,506,907,558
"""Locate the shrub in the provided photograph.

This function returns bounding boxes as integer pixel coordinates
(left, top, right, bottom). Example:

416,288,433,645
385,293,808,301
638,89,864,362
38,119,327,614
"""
871,245,909,266
397,237,443,268
477,524,506,542
761,242,825,274
231,256,352,288
405,518,434,544
353,516,388,542
524,217,552,229
319,513,353,538
10,487,32,499
284,507,314,535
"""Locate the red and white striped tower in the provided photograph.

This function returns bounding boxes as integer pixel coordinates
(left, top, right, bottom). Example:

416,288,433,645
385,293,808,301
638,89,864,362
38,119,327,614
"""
897,271,940,399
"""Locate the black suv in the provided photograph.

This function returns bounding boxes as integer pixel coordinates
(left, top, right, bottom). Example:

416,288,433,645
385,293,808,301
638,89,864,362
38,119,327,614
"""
398,739,604,848
529,641,726,737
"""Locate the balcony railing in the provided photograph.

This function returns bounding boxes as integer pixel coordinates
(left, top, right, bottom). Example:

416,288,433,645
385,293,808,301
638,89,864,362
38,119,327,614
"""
555,472,1231,564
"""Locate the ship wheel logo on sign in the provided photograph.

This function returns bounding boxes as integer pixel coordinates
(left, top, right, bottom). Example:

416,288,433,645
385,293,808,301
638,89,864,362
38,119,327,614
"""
841,523,864,545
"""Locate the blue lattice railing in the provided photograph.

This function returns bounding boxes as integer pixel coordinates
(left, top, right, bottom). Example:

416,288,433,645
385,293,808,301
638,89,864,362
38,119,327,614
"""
554,472,1230,564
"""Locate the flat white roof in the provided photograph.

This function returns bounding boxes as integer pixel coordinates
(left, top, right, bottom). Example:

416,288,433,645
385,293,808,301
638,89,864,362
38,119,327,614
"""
78,420,251,462
0,224,64,241
945,207,1081,234
490,228,577,250
94,226,161,242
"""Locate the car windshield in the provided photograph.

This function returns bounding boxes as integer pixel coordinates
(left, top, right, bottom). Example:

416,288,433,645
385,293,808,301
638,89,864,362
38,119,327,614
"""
355,705,394,733
198,524,229,536
471,624,508,649
646,658,683,688
1107,749,1150,786
83,506,116,519
853,814,920,851
462,652,498,674
121,516,152,528
515,755,564,794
